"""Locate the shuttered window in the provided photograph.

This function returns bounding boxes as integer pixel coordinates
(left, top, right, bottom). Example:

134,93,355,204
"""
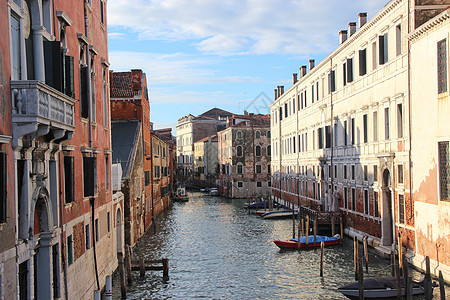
81,66,89,119
44,41,64,92
359,49,367,76
437,39,447,94
347,58,353,83
83,156,97,197
379,33,388,65
64,156,74,203
0,152,6,223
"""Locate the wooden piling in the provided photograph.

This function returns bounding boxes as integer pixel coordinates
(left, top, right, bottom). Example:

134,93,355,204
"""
298,221,302,249
331,214,335,236
398,232,403,275
125,245,132,285
340,215,344,242
139,258,145,278
403,256,411,300
390,250,395,276
439,270,446,300
319,241,325,277
354,236,359,281
395,253,402,300
301,218,305,238
118,253,126,299
358,257,364,300
305,215,309,246
363,236,368,272
162,258,169,278
424,256,432,300
313,219,317,247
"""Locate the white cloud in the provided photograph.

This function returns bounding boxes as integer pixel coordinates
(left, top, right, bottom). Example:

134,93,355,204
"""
108,0,387,56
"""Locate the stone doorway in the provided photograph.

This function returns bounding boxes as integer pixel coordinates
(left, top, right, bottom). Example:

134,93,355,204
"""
381,168,393,246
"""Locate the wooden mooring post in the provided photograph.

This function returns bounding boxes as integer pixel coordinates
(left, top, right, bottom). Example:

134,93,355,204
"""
354,236,359,281
363,236,368,272
424,256,433,300
313,219,317,247
118,253,126,299
398,232,403,276
340,215,344,242
319,241,325,277
305,215,309,246
125,245,133,285
358,257,364,300
331,214,335,236
439,270,446,300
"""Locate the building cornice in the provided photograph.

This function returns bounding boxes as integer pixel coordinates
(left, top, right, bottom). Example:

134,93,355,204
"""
408,8,450,41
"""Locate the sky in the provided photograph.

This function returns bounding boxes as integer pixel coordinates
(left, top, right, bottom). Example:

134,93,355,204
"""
107,0,388,134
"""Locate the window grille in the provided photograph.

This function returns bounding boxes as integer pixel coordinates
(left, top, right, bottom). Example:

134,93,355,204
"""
438,39,447,94
439,141,450,201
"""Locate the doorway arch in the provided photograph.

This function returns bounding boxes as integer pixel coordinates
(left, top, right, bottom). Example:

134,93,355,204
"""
381,168,393,246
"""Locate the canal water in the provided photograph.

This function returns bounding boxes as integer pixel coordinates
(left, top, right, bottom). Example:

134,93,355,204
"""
113,192,446,299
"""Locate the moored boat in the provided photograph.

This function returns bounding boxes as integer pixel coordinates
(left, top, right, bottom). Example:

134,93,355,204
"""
173,187,189,202
274,235,340,249
262,210,298,219
337,277,425,299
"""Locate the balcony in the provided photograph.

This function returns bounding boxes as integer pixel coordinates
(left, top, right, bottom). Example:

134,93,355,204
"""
11,80,76,146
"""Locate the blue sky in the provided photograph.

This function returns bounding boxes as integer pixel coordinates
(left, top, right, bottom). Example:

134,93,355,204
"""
107,0,388,133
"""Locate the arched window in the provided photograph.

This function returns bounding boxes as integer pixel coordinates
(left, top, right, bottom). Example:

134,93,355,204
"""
255,145,261,156
267,145,271,156
255,131,261,139
237,145,243,157
267,131,271,138
237,163,243,174
236,130,243,139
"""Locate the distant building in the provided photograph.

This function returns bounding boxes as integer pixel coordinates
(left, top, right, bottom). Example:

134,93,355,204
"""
176,108,232,181
194,135,218,183
218,113,271,198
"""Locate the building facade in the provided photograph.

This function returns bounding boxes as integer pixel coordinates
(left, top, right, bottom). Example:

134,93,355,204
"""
409,8,450,279
218,113,271,199
3,0,123,299
270,0,450,279
194,135,218,183
176,108,232,182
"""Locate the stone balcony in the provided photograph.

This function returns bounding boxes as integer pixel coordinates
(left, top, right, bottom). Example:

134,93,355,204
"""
10,80,76,147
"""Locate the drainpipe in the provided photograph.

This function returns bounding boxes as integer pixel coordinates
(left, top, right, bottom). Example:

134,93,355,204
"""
407,0,413,220
84,4,99,291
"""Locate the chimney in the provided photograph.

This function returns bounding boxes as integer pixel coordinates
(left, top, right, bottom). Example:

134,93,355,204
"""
244,110,248,116
309,59,315,71
293,73,298,84
274,88,278,100
299,65,307,79
358,13,367,28
277,86,281,98
339,30,348,44
348,22,357,36
280,86,284,95
131,69,143,91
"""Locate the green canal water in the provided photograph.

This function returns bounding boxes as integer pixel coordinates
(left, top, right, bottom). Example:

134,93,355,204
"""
112,192,448,299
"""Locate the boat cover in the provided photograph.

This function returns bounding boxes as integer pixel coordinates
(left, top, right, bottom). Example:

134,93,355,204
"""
290,235,339,244
338,277,422,290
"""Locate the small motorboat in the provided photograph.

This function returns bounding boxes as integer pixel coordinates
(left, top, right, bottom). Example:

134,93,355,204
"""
262,210,298,219
337,276,425,299
247,201,280,209
173,187,189,202
209,188,219,196
274,234,341,249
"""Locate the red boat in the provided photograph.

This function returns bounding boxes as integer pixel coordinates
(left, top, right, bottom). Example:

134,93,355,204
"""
274,235,341,249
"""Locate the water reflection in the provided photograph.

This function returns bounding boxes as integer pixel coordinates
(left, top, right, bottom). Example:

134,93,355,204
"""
113,192,446,299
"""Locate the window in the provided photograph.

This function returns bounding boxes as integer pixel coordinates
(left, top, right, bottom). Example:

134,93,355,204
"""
85,224,91,249
237,145,243,157
359,49,367,76
105,155,110,191
397,104,403,138
318,127,324,149
237,181,243,188
237,164,243,174
351,118,355,145
81,64,89,119
256,164,262,174
67,235,73,265
373,111,378,142
374,191,380,217
334,165,337,179
255,131,261,139
379,33,388,65
267,145,271,156
344,120,348,145
372,41,377,70
255,145,261,157
83,156,97,197
10,13,21,80
343,61,347,86
267,131,271,138
364,190,369,215
351,165,355,181
364,165,368,182
344,165,347,180
396,24,402,56
344,187,348,209
145,171,150,186
268,165,271,174
0,152,6,223
107,211,111,232
293,136,296,153
347,58,353,83
95,218,99,242
237,131,243,139
398,194,405,224
439,142,450,201
100,0,105,24
316,81,319,101
438,39,447,94
284,103,288,118
363,114,368,143
328,70,336,93
103,67,108,126
373,165,378,182
398,164,404,184
311,84,315,103
257,181,262,188
279,107,283,121
384,108,390,140
325,126,331,149
351,188,356,211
